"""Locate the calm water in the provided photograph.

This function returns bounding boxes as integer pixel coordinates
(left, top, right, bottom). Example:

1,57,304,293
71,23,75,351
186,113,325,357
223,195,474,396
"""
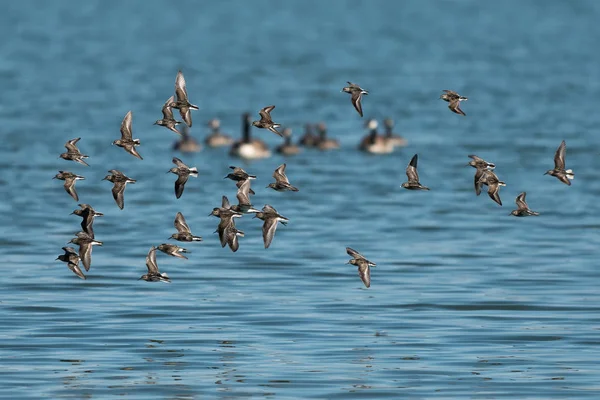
2,1,600,398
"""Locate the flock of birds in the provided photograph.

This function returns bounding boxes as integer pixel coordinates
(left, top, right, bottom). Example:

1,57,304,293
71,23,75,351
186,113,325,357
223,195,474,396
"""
53,71,574,288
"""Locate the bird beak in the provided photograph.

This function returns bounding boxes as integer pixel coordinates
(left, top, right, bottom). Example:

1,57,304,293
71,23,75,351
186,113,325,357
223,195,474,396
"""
55,257,60,261
223,176,228,179
543,172,548,175
153,122,158,125
52,176,57,179
138,277,143,280
208,212,213,216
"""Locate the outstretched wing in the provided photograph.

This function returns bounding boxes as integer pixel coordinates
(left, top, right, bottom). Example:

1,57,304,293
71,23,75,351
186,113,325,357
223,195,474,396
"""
120,111,133,140
259,105,275,123
554,140,566,170
146,247,159,274
406,154,420,183
175,70,188,101
174,212,191,233
273,163,288,183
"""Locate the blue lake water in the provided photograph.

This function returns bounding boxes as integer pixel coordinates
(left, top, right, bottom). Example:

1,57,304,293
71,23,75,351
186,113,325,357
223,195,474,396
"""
2,0,600,398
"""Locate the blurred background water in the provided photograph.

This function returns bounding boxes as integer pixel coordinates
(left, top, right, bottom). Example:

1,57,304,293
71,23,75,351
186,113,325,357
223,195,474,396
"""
2,0,600,398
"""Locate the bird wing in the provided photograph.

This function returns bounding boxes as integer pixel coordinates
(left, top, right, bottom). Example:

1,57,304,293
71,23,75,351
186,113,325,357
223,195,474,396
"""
226,226,241,252
65,138,81,153
487,182,503,206
172,157,187,169
346,247,364,260
179,106,192,127
351,91,364,117
120,111,133,140
515,192,528,210
174,212,191,233
448,99,466,116
259,105,275,123
273,163,288,183
262,218,279,249
124,143,143,160
221,195,231,209
406,154,420,183
175,70,188,101
78,242,92,271
474,168,485,196
64,178,79,201
146,247,159,274
358,262,371,288
68,259,86,280
112,181,127,209
262,204,278,214
174,173,189,199
554,140,566,170
162,96,175,120
236,179,252,205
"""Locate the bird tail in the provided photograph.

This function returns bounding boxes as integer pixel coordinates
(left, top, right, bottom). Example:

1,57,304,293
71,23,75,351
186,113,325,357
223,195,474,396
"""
499,181,507,186
566,169,574,179
192,236,203,241
133,139,141,145
190,104,199,110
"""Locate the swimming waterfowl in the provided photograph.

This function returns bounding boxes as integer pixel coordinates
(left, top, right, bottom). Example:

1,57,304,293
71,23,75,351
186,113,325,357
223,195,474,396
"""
205,119,234,147
173,125,202,153
346,247,376,288
68,231,102,272
113,111,143,160
60,137,89,166
478,170,506,206
315,122,339,151
168,157,198,199
102,169,136,210
267,163,299,192
468,155,495,195
169,70,199,127
154,96,182,135
401,154,430,190
157,243,189,260
440,90,467,116
545,140,574,185
252,105,283,137
510,192,540,217
276,128,301,155
71,204,103,239
53,171,84,201
170,212,203,242
383,118,407,147
342,82,368,117
230,113,271,160
253,204,288,249
139,246,171,283
298,124,318,147
359,119,394,154
56,246,85,280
